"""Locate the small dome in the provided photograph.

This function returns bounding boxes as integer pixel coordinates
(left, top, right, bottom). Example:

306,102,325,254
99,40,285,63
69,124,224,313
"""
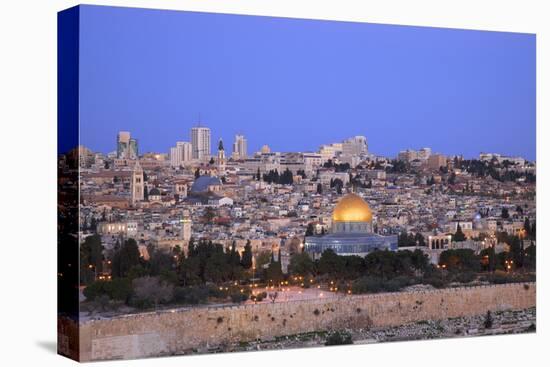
332,193,373,222
149,187,161,196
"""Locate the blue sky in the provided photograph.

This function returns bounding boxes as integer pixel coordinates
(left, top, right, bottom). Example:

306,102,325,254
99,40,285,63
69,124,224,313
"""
78,5,536,160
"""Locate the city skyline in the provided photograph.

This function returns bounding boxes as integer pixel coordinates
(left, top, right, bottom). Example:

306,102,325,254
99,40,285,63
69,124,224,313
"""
78,5,535,160
86,126,534,162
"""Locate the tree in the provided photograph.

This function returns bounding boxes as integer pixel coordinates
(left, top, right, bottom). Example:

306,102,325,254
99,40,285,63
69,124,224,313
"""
452,224,467,242
480,246,497,272
202,207,216,224
203,251,230,283
364,250,414,279
398,230,410,247
317,249,346,277
305,223,315,236
414,232,426,246
194,168,200,179
80,234,104,284
501,208,510,219
255,250,272,269
241,240,253,269
268,292,279,303
132,276,174,309
178,256,201,286
523,218,531,239
410,249,429,272
524,245,536,270
316,183,323,194
439,249,480,272
448,171,456,185
508,235,524,268
484,310,493,329
228,241,241,266
148,249,175,276
288,252,315,277
187,237,196,257
265,261,283,283
325,331,353,346
256,168,261,181
111,238,141,278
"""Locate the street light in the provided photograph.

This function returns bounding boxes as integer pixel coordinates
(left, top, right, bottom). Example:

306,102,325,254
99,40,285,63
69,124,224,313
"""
88,264,96,281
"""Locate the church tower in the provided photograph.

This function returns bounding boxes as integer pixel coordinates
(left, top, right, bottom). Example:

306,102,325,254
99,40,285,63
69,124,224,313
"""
181,209,192,241
131,160,144,206
217,138,226,176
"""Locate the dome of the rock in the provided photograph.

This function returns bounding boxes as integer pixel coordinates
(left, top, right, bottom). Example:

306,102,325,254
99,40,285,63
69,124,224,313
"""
332,193,373,222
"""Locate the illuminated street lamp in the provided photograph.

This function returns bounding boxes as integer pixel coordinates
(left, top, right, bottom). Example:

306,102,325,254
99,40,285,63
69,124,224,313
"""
88,264,97,280
504,259,514,272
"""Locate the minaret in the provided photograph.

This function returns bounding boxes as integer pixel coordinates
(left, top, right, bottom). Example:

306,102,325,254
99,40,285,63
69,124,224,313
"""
217,138,226,176
131,160,144,206
180,209,192,241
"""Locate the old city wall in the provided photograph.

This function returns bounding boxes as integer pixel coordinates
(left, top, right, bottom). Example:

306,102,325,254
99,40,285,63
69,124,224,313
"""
79,282,535,361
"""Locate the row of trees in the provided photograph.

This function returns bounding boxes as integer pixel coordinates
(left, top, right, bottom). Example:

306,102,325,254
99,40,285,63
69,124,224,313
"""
323,159,350,172
397,231,426,247
456,159,536,183
178,239,252,285
262,169,294,185
288,248,430,281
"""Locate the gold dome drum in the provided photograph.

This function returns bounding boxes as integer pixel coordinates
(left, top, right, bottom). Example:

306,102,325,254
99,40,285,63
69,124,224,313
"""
332,193,373,222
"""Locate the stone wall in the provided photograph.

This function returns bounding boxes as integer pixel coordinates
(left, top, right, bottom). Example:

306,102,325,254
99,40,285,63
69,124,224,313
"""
79,282,535,361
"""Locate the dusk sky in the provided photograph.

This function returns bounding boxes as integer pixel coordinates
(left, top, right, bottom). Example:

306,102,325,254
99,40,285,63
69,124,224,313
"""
79,5,536,160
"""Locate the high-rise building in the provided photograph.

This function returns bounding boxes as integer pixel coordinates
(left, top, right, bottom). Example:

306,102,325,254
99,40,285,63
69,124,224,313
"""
117,131,139,159
398,148,432,162
428,154,447,170
170,141,192,167
191,126,211,161
319,143,343,163
342,136,368,158
418,147,432,160
232,134,248,160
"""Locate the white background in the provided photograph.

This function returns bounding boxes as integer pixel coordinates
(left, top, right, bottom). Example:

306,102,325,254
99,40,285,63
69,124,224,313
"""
0,0,547,366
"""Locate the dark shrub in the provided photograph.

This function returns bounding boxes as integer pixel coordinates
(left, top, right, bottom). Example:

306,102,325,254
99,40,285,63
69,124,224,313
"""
231,292,248,303
104,278,132,302
83,280,107,301
173,286,209,305
325,331,353,346
484,311,493,329
352,276,411,294
453,271,476,284
422,276,447,289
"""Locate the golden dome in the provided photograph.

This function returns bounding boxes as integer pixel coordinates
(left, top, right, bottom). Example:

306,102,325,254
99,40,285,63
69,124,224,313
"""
332,193,373,222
